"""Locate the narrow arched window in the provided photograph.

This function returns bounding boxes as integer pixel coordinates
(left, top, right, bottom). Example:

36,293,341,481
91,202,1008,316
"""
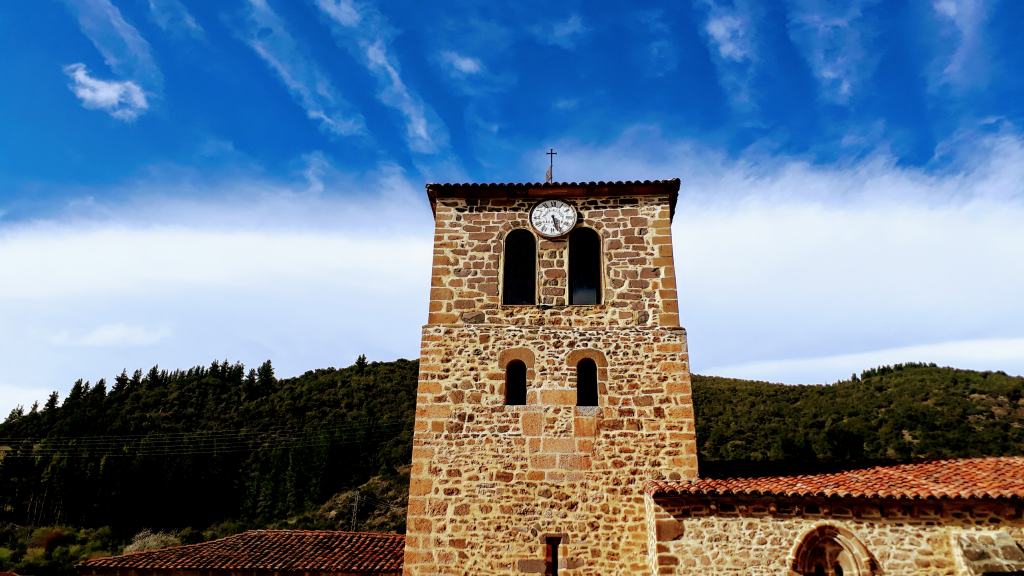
505,360,527,405
576,358,598,407
503,229,536,305
569,228,601,305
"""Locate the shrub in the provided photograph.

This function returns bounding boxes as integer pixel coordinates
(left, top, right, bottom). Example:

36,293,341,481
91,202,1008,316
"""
123,530,181,554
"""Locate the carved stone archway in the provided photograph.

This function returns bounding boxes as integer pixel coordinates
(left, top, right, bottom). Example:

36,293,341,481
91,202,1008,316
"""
789,525,878,576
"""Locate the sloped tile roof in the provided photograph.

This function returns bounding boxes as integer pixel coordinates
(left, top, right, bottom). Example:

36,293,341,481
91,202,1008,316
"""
647,457,1024,501
79,530,404,574
425,179,680,192
425,179,681,218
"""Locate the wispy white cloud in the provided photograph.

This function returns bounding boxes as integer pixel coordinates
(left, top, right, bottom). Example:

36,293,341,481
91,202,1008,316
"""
532,13,588,49
785,0,878,104
314,0,448,154
63,63,148,121
147,0,203,37
62,0,162,91
239,0,364,137
439,50,483,75
706,12,752,62
5,125,1024,415
52,324,171,348
429,13,517,100
0,160,432,416
300,151,331,195
316,0,360,26
0,224,429,301
706,338,1024,384
426,14,517,162
543,124,1024,380
554,98,579,111
198,138,240,159
634,10,677,77
930,0,989,89
435,53,514,97
697,0,758,110
646,38,677,74
364,40,436,152
677,196,1024,376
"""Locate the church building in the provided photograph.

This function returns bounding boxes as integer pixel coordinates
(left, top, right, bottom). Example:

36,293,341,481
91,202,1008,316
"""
401,179,1024,575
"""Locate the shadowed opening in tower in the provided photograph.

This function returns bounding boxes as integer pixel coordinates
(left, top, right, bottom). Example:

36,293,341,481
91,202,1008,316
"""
505,360,527,405
545,536,561,576
576,358,598,406
502,229,536,305
569,228,601,305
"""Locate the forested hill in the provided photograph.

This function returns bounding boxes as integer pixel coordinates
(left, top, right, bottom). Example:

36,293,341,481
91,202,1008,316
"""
2,359,1024,575
693,364,1024,476
0,358,418,538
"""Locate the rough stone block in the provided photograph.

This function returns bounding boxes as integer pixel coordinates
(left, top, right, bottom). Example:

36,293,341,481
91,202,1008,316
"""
521,412,543,436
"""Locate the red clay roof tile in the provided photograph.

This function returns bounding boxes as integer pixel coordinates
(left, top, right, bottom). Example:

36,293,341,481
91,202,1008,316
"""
647,457,1024,501
424,179,682,217
78,530,404,573
425,179,680,191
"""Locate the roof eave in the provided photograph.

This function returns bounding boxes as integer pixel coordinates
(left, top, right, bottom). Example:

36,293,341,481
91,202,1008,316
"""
425,179,681,220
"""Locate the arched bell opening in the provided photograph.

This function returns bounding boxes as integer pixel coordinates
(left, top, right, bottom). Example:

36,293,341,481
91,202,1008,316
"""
502,229,537,305
568,227,602,305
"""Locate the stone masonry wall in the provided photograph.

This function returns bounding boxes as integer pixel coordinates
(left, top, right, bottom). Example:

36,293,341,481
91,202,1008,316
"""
426,194,679,329
648,495,1024,575
403,190,698,575
404,184,1024,575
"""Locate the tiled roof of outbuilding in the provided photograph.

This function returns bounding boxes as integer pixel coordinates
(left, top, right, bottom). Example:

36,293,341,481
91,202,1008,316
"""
78,530,404,574
647,457,1024,501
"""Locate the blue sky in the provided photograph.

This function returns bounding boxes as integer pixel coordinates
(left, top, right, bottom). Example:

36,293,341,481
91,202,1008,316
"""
2,0,1024,414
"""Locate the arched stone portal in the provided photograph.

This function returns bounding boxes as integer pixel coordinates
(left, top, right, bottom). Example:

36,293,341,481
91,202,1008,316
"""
790,525,878,576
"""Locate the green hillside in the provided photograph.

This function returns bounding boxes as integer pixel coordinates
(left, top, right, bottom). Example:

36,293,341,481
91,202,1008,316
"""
693,363,1024,475
2,359,1024,575
0,357,419,576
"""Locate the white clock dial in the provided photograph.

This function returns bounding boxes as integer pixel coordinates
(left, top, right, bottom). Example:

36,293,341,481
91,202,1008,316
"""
529,200,578,238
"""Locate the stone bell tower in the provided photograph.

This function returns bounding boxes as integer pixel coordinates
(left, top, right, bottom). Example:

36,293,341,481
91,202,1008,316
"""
402,180,698,575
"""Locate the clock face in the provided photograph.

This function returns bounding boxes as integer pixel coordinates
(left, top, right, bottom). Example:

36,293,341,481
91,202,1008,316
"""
529,200,577,238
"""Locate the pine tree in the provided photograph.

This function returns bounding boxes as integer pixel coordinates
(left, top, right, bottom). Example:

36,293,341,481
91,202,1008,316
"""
5,405,24,423
257,360,276,391
65,379,86,407
90,379,107,401
112,370,130,394
44,391,59,412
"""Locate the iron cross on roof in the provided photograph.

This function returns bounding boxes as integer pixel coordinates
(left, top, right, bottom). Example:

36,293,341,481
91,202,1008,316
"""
545,148,557,183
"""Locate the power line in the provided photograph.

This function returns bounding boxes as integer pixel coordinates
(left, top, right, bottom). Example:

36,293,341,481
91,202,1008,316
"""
0,419,412,458
0,417,410,443
0,418,408,443
356,492,407,513
0,430,405,454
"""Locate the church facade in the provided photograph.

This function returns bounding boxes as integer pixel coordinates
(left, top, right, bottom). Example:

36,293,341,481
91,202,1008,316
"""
401,179,1024,575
